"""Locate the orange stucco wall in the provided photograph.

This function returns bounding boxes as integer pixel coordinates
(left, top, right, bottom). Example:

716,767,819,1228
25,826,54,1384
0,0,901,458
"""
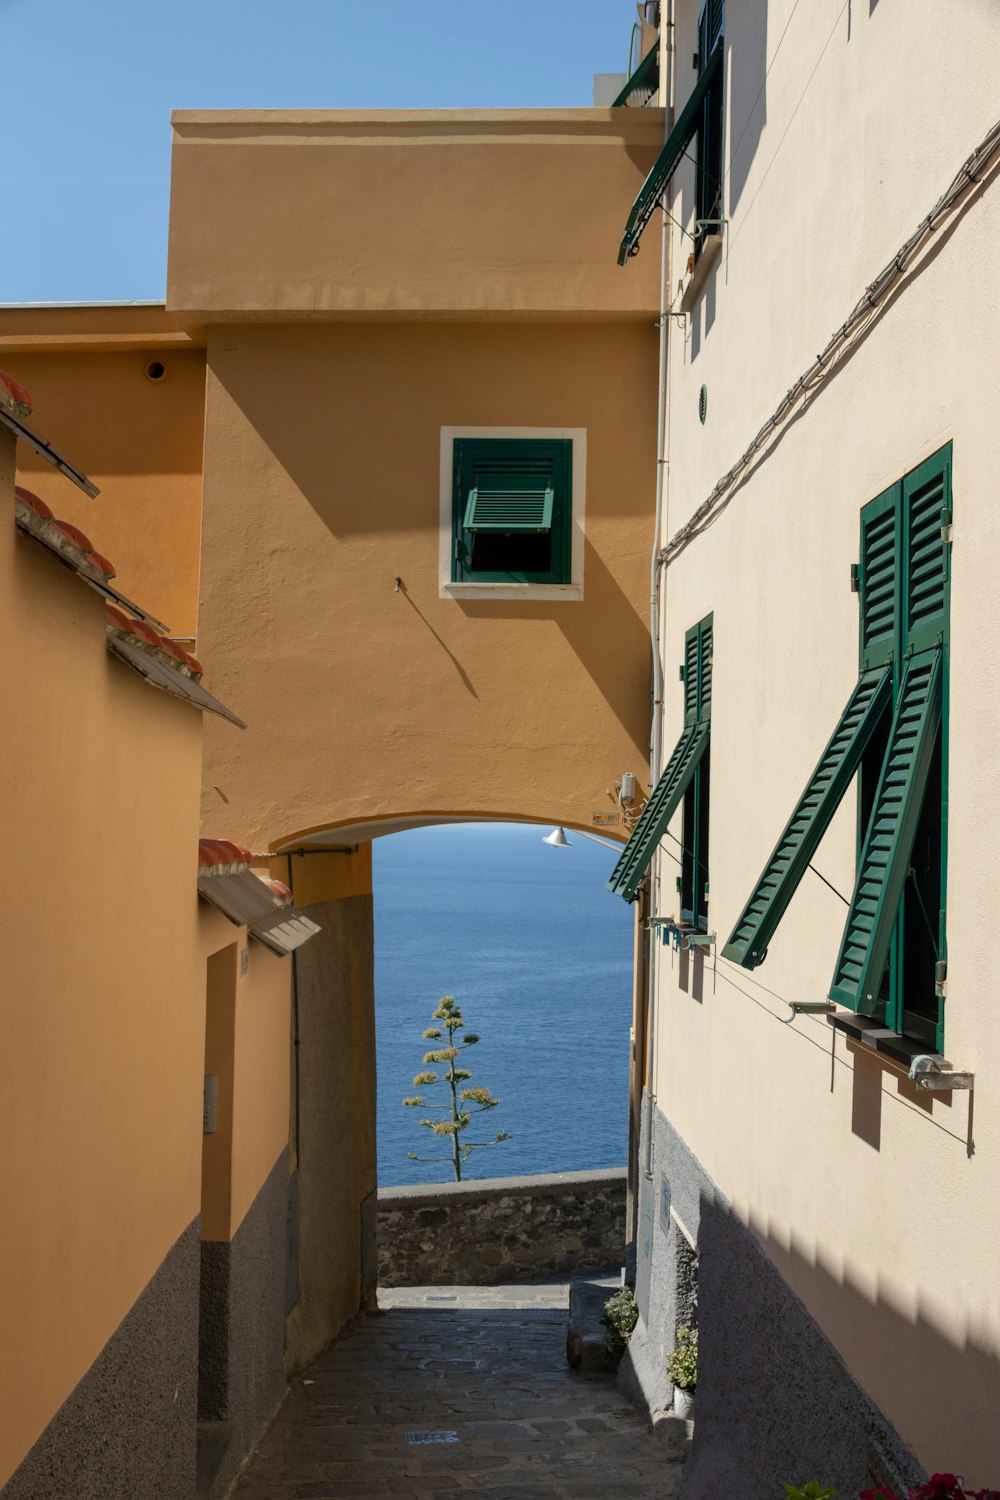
168,110,664,320
0,320,206,638
195,319,657,851
199,927,290,1241
0,426,206,1486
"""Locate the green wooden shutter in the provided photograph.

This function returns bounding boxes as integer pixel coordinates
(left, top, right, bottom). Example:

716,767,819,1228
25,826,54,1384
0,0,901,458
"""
722,663,892,968
606,720,710,902
618,37,723,264
610,613,713,904
682,615,712,725
829,645,943,1012
463,484,553,533
903,448,950,654
453,438,571,584
860,485,899,670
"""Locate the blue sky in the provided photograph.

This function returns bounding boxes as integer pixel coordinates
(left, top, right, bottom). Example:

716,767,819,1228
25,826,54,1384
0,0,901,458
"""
1,0,638,304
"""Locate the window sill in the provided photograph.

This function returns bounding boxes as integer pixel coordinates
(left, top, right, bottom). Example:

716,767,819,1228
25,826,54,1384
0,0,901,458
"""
441,581,583,602
827,1010,972,1091
679,234,723,314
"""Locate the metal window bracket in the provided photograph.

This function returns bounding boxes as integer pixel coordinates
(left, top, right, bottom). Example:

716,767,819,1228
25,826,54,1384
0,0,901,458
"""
649,917,714,953
782,1000,836,1026
908,1055,974,1092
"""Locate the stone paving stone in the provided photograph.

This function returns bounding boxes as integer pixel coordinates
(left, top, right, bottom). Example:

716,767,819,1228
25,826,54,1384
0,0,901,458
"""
234,1282,684,1500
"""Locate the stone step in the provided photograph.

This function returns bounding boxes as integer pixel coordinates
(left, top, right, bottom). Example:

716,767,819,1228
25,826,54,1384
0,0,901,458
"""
565,1274,622,1376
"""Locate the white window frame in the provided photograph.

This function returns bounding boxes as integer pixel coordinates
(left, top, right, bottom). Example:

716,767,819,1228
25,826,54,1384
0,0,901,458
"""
439,425,587,601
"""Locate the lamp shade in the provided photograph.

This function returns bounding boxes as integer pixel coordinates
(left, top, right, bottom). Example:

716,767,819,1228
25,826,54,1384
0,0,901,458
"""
543,826,572,847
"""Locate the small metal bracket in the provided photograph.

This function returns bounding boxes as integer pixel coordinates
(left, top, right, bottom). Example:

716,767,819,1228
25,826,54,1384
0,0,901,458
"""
649,917,714,953
940,523,953,545
782,1000,836,1025
908,1055,974,1092
850,563,860,593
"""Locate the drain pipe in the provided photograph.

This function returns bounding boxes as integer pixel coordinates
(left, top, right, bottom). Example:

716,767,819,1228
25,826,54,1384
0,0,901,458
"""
643,3,674,1182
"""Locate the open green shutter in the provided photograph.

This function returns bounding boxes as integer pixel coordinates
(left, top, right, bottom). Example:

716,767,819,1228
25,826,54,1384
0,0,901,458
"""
463,485,554,533
722,664,893,968
611,41,659,107
618,37,723,265
829,646,943,1012
606,719,710,902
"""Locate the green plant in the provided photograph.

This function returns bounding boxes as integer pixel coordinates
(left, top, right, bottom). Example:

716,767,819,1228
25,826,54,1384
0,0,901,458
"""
666,1325,698,1391
402,995,509,1182
783,1485,836,1500
602,1286,639,1360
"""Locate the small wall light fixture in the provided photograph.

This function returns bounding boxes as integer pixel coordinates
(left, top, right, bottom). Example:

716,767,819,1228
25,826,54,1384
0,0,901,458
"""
542,825,621,852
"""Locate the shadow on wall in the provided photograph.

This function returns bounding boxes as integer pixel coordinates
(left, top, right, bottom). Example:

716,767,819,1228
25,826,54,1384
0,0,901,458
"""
725,0,768,217
453,537,651,759
683,1193,1000,1500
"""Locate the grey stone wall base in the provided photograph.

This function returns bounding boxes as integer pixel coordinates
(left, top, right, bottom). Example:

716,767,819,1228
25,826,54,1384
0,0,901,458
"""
2,1218,201,1500
377,1168,627,1287
627,1098,925,1500
197,1148,289,1500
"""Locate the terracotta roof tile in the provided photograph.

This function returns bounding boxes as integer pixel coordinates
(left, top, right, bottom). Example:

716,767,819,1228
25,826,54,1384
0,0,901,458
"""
198,838,253,871
0,368,33,419
14,486,53,521
261,878,293,906
15,487,116,581
103,602,203,680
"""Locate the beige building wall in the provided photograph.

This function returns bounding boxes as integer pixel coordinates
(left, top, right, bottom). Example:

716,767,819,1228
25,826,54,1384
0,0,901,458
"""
0,423,206,1486
640,0,1000,1484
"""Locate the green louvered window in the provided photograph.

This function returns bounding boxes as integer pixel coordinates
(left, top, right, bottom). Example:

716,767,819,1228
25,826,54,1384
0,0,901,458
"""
608,613,713,904
618,22,723,265
694,0,725,261
453,439,572,584
723,445,951,1048
834,447,951,1047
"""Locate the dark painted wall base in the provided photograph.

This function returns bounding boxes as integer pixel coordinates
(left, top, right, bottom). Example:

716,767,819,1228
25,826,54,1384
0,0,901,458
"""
621,1097,925,1500
3,1218,200,1500
198,1148,289,1500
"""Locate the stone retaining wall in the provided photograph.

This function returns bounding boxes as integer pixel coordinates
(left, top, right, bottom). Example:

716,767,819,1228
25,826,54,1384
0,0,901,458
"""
377,1168,626,1287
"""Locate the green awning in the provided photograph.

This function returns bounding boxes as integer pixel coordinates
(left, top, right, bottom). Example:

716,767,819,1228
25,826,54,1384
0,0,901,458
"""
618,37,722,265
463,485,554,533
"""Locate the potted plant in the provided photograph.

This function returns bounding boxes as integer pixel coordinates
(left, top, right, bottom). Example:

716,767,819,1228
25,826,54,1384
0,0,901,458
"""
666,1324,698,1417
602,1285,639,1364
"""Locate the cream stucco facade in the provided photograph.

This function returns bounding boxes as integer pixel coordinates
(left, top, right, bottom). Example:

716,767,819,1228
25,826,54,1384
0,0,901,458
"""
622,0,1000,1492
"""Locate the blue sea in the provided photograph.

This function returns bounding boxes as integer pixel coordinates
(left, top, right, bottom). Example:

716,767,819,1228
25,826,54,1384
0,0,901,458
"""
374,822,634,1188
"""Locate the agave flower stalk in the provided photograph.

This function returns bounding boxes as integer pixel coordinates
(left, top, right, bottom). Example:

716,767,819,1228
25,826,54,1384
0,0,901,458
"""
402,994,510,1182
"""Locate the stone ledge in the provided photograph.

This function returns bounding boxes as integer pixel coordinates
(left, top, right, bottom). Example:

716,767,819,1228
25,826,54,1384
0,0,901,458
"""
379,1166,626,1208
378,1168,627,1288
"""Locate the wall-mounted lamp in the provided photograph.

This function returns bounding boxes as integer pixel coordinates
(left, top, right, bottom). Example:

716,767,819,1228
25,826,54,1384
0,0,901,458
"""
542,826,621,853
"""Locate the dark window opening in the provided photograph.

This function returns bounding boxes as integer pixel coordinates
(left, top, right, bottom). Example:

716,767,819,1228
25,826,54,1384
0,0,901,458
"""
681,749,711,932
469,531,552,577
695,0,724,259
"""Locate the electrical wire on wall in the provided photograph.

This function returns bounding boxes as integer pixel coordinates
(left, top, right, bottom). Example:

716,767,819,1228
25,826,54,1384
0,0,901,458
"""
659,115,1000,567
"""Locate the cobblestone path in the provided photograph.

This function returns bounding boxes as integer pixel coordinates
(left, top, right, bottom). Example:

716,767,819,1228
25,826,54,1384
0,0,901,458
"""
233,1283,685,1499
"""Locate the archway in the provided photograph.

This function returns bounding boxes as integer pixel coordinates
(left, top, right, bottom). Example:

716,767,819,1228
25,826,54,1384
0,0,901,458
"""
264,812,639,1373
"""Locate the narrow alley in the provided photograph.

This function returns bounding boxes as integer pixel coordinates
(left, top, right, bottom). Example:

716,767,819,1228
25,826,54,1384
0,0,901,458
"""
233,1284,686,1500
